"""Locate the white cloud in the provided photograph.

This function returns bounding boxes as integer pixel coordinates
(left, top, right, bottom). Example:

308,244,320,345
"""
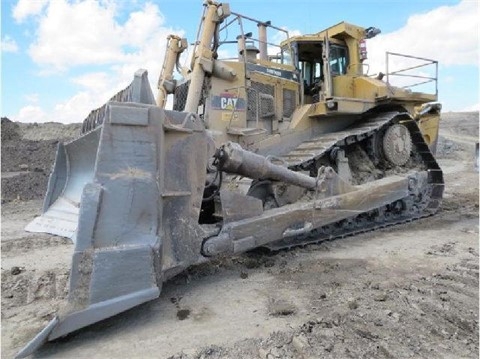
12,0,184,123
72,72,110,92
268,28,301,58
1,36,19,53
14,105,49,123
52,91,98,123
28,1,182,73
13,66,162,124
367,0,479,78
16,89,114,124
29,0,123,70
13,0,49,22
121,3,164,47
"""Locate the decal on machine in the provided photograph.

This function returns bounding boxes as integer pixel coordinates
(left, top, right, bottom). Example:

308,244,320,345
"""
221,112,240,122
211,93,246,111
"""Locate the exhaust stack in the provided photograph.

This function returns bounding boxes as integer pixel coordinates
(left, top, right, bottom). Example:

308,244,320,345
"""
257,21,270,61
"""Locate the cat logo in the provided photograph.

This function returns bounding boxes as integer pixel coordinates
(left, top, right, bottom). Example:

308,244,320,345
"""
211,94,246,111
221,97,238,110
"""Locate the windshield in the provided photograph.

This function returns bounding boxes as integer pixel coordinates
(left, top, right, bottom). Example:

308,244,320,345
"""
281,46,293,65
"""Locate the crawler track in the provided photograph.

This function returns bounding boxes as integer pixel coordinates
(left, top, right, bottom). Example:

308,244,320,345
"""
266,110,444,250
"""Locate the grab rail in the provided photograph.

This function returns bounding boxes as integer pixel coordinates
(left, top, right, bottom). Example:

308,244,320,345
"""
385,52,438,96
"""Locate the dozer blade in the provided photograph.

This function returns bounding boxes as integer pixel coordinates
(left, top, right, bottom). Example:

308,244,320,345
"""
18,72,213,358
25,69,157,240
25,129,100,240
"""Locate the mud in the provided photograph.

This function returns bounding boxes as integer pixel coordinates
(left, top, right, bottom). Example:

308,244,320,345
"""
1,112,478,359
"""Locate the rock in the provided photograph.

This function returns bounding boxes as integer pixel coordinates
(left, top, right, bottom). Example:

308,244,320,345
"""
269,348,282,358
355,328,378,339
18,164,29,170
244,258,260,269
258,348,269,358
176,309,190,320
324,343,334,352
332,314,341,326
292,334,309,352
348,298,359,309
264,258,275,268
268,299,296,317
391,312,401,322
10,266,22,275
240,271,248,279
374,292,388,301
371,283,381,290
317,328,335,339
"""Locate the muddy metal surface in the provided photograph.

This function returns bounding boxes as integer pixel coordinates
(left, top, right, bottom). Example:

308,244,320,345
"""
1,113,478,359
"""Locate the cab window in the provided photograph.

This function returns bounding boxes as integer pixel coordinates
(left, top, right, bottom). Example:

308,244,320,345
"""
295,42,323,86
281,46,293,65
329,45,348,75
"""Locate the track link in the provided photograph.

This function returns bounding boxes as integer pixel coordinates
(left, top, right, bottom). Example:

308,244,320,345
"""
266,110,444,250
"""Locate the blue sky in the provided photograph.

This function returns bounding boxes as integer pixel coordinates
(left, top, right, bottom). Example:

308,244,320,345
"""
1,0,479,123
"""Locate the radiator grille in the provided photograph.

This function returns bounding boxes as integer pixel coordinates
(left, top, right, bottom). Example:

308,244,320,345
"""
247,82,275,123
173,81,190,111
283,89,296,119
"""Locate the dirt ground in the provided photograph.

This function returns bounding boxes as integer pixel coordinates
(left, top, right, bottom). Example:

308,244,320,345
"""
1,113,478,359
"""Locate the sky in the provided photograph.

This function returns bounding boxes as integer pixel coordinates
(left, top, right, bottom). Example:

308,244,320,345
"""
1,0,479,124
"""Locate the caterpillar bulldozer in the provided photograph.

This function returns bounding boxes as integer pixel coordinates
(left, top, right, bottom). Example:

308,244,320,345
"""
18,1,443,357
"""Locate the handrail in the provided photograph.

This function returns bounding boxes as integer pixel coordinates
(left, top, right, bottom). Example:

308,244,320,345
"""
385,51,438,96
216,12,290,64
230,12,289,36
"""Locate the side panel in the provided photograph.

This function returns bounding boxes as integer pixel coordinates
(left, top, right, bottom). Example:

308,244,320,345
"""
417,113,441,154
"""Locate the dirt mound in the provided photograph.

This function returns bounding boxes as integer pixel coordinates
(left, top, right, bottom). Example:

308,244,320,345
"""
2,172,50,202
18,122,82,141
1,139,58,173
436,136,462,158
441,112,479,137
1,117,21,142
1,140,59,202
1,119,81,203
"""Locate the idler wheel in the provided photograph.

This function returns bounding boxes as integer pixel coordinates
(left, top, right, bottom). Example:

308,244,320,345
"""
382,123,412,166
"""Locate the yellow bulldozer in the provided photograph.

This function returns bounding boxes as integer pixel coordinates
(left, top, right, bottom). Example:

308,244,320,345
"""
18,1,443,357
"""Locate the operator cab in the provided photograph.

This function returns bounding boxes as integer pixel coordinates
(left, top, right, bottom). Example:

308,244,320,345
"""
285,40,349,103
